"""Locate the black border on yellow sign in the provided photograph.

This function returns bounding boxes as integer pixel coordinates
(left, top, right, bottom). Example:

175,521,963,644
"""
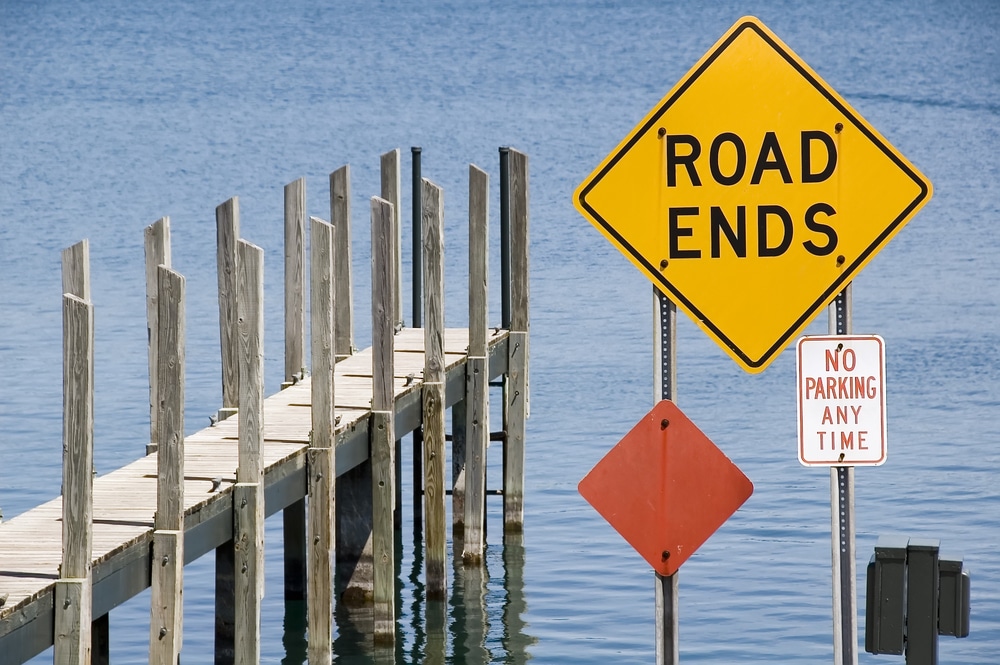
577,18,931,370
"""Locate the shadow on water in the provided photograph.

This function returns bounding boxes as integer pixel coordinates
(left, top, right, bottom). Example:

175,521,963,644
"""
279,530,534,663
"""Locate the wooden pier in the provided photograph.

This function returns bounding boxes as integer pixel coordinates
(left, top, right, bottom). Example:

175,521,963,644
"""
0,148,529,664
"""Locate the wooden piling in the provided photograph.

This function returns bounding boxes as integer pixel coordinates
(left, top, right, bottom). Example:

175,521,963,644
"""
55,291,93,665
421,178,447,598
235,240,264,665
451,399,467,535
216,197,241,421
380,149,403,327
144,218,171,456
463,165,490,565
504,149,529,530
370,196,397,642
283,178,308,607
149,266,185,665
330,166,354,360
308,217,335,664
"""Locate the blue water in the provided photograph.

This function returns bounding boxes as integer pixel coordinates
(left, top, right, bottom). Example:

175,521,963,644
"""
2,0,999,662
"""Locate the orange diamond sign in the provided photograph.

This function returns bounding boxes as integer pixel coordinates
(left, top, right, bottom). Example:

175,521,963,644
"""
574,16,932,373
578,401,753,576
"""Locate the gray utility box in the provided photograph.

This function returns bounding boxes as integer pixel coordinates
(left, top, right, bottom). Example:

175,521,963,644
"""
865,536,970,665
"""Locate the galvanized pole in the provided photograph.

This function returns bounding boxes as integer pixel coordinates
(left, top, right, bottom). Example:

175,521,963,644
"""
654,289,679,665
829,284,858,665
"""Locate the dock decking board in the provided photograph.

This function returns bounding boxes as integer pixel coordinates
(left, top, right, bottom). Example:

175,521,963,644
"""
0,327,508,661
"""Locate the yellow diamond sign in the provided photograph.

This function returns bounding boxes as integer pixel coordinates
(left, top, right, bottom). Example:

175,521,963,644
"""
574,16,932,373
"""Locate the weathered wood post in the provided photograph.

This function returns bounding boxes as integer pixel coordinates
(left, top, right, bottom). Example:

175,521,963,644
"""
380,149,405,532
149,266,185,665
283,178,308,607
332,165,375,609
55,242,94,665
307,217,335,664
235,240,265,665
330,165,354,361
370,196,397,642
504,149,530,530
214,197,239,664
144,217,171,456
421,179,447,598
463,165,490,564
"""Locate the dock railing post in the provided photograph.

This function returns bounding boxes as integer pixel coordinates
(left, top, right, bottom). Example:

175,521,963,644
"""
330,165,355,361
381,149,405,532
308,216,335,664
149,266,185,665
283,178,308,609
370,196,398,643
421,178,447,598
234,240,265,665
56,250,94,665
463,165,490,564
144,217,171,456
504,149,529,531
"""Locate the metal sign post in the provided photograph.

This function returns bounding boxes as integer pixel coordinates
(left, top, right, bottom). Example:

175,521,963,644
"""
655,289,678,665
829,284,858,665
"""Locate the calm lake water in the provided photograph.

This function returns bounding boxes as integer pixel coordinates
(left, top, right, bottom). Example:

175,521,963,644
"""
2,0,998,662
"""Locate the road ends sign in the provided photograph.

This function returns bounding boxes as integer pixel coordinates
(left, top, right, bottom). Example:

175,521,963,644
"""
574,16,932,374
578,400,753,576
796,335,887,467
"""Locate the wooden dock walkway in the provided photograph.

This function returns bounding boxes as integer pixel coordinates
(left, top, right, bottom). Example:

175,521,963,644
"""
0,147,530,664
0,328,509,662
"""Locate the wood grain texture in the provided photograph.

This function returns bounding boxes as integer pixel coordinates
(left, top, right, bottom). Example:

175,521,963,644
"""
421,178,447,597
144,218,171,453
156,266,185,532
237,240,264,484
216,197,241,409
233,483,262,665
284,178,307,383
310,217,335,451
330,165,354,359
61,239,90,300
371,197,396,413
149,529,183,665
61,294,93,579
468,165,489,357
509,150,529,335
380,149,403,327
54,578,90,665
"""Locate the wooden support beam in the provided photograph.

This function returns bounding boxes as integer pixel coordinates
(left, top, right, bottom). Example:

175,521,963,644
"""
463,165,489,565
330,165,354,360
150,266,185,665
55,290,93,665
370,196,396,643
144,218,171,456
505,149,530,530
283,179,308,606
308,217,335,664
421,178,447,598
216,197,241,417
235,240,264,665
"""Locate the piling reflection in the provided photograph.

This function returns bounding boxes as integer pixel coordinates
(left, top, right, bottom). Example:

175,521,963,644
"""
318,529,534,663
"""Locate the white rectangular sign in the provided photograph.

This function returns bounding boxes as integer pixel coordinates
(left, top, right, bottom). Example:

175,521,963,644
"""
796,335,887,467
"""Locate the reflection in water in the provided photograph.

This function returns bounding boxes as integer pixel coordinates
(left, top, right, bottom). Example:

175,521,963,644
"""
304,528,535,663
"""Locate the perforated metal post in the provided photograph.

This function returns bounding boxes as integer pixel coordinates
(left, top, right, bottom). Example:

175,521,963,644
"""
830,284,858,665
654,289,678,665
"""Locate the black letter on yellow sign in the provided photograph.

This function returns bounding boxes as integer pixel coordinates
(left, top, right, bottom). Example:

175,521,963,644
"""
709,133,747,186
711,206,747,258
758,205,793,257
803,202,838,256
750,132,793,185
801,131,837,183
669,207,701,259
666,135,701,187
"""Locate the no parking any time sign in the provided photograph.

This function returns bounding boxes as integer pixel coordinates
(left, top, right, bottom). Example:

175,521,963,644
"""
796,335,887,466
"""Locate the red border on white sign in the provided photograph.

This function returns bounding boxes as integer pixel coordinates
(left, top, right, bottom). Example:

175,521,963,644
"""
796,335,887,467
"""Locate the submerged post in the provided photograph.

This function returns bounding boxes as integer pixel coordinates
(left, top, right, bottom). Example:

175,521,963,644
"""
55,288,94,665
421,178,447,597
235,240,265,665
144,218,171,456
504,148,529,530
308,217,335,663
149,266,185,665
463,165,489,564
370,196,397,642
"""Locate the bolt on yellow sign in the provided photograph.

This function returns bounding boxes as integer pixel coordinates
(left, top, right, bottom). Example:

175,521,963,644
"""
574,16,932,373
